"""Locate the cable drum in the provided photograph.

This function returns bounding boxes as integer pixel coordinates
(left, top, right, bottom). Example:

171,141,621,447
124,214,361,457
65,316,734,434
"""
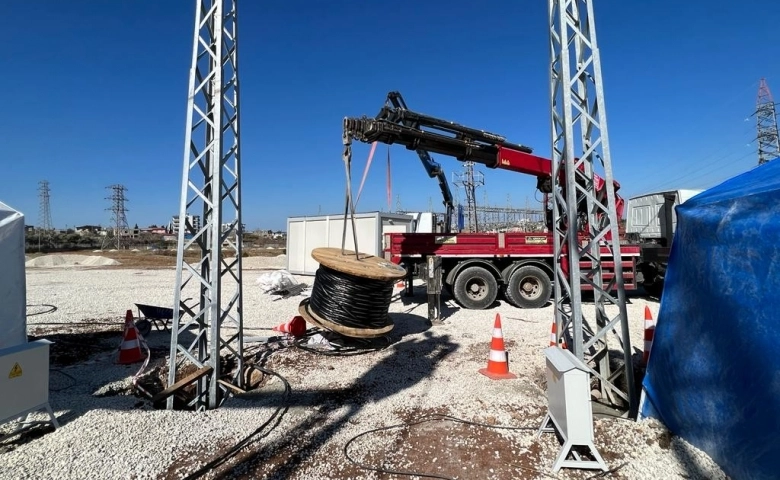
298,247,407,338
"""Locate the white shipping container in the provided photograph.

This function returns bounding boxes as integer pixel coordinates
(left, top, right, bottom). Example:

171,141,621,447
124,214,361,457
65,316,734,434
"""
286,212,414,275
625,189,702,242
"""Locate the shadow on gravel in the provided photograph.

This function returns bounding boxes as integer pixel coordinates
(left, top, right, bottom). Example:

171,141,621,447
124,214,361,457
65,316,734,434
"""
207,315,458,479
396,285,462,318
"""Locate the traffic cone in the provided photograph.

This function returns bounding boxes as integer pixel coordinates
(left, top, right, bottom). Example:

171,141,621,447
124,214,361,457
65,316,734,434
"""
478,313,517,380
642,306,656,366
118,309,144,364
273,315,307,337
549,321,568,349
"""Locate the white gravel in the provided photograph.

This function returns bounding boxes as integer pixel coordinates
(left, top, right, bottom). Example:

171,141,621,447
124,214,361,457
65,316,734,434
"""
1,259,727,480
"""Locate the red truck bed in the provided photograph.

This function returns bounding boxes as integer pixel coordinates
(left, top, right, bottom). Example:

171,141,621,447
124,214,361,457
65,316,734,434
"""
384,231,640,290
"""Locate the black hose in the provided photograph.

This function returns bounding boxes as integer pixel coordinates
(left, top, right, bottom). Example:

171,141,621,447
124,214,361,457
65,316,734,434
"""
181,364,291,480
308,265,394,330
26,304,58,316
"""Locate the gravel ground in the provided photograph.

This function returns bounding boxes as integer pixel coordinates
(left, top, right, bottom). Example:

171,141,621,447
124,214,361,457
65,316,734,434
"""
1,256,727,480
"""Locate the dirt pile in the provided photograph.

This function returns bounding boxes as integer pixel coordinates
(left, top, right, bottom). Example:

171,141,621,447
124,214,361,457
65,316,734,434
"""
25,254,122,268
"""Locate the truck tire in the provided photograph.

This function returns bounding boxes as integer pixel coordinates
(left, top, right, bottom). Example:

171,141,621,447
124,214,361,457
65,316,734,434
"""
452,266,498,310
505,265,552,309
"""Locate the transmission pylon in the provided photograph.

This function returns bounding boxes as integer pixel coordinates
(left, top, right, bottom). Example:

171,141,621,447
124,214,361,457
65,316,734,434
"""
453,161,484,232
38,180,53,231
105,184,129,249
549,0,637,416
756,78,780,165
168,0,244,411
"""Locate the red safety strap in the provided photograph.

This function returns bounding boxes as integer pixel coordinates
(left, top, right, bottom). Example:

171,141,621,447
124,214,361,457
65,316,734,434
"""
386,145,392,210
354,141,378,206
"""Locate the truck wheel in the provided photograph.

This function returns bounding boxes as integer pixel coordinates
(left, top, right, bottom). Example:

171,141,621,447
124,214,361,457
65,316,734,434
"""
506,265,551,309
452,266,498,310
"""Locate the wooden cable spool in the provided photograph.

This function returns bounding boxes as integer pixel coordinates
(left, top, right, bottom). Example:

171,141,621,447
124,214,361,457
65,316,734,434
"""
298,247,407,338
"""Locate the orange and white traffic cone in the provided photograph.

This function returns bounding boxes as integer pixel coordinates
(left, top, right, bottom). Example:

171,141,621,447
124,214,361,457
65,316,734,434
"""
478,313,517,380
549,321,568,349
118,309,144,364
642,306,656,367
273,315,307,337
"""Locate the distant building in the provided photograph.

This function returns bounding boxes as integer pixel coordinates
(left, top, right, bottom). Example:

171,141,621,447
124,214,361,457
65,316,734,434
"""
75,225,102,234
168,215,201,234
221,222,246,233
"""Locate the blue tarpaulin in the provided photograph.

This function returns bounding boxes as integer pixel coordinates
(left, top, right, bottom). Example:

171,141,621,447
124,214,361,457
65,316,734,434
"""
641,159,780,480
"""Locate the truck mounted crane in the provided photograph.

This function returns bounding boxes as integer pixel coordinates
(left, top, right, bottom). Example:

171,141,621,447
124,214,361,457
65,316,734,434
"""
342,91,639,311
345,91,625,234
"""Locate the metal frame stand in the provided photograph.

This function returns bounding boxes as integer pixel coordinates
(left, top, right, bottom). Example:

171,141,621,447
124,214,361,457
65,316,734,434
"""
168,0,244,411
0,404,59,443
549,0,637,416
425,255,443,325
538,414,608,472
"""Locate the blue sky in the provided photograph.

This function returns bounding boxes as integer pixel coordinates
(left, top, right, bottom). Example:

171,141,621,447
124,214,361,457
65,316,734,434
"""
2,1,779,231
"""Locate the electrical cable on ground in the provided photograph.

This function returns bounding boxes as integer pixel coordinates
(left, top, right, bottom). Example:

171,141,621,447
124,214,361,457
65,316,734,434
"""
343,413,539,480
26,304,58,316
181,364,292,480
586,462,628,479
309,265,394,330
49,369,78,392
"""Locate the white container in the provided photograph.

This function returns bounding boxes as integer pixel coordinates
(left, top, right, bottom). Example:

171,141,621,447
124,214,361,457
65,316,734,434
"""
286,212,414,275
0,201,27,350
625,189,702,243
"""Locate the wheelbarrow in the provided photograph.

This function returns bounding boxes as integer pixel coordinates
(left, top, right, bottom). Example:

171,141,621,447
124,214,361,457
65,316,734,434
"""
134,303,174,337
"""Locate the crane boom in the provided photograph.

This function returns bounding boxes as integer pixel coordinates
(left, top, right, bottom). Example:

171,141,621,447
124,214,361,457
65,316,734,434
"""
343,91,624,227
380,92,457,232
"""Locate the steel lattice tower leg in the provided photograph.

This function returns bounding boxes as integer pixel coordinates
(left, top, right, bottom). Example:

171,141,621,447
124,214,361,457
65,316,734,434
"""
168,0,244,411
549,0,637,417
756,78,780,166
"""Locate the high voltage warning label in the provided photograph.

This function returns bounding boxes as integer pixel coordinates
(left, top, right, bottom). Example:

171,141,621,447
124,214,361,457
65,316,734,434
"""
8,363,23,379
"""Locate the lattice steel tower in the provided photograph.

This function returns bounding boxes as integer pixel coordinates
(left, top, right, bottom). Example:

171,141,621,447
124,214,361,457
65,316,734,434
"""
38,181,53,232
168,0,244,410
549,0,637,416
106,184,129,249
452,161,484,232
756,78,780,165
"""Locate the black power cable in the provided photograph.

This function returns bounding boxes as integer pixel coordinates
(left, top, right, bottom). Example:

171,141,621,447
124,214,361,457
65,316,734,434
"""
181,364,292,480
26,304,58,316
309,265,394,330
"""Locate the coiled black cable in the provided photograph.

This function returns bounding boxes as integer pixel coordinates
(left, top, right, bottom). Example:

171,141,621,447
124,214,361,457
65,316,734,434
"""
308,265,394,330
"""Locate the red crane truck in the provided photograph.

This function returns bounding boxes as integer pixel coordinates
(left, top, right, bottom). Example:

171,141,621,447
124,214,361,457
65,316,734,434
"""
342,92,640,310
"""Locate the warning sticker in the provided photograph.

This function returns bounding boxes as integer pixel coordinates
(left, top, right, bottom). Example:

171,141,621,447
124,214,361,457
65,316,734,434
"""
526,236,548,245
434,235,458,245
8,363,22,379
